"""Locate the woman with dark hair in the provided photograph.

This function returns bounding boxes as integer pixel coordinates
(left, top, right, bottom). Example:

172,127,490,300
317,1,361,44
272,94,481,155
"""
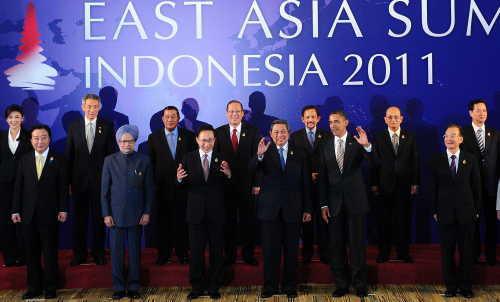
0,104,32,267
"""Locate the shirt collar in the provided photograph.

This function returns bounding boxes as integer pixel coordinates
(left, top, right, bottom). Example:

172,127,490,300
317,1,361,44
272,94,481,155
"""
335,132,348,143
471,122,485,133
84,116,97,126
199,149,213,159
8,128,20,141
276,142,289,152
388,127,401,137
35,148,49,158
446,149,460,159
165,126,178,137
230,123,242,134
305,127,317,135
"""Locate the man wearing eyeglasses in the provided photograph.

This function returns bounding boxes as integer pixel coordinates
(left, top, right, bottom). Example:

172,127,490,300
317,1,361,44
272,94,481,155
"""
147,106,197,266
371,106,420,264
460,99,500,267
430,124,481,299
214,100,261,267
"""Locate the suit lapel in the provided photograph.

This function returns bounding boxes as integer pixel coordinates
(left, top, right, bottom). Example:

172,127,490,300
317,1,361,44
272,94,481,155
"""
312,129,324,153
38,150,54,182
269,144,283,171
174,128,185,161
396,129,405,155
484,126,492,154
207,152,220,182
465,126,482,155
15,127,30,156
28,152,37,182
455,152,467,184
160,129,175,161
79,119,90,155
284,144,294,172
343,134,355,170
382,130,396,156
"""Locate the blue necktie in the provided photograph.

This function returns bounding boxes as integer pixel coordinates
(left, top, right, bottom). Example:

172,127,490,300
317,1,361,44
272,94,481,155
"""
279,147,285,171
167,133,176,160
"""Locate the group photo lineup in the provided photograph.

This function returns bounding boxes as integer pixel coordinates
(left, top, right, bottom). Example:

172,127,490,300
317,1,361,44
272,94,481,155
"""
1,0,500,301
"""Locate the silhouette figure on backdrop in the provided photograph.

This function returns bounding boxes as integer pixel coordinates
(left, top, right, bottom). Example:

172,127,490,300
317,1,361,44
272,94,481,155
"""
98,86,129,133
364,95,390,140
178,98,208,133
403,98,440,243
138,110,164,155
317,96,357,134
243,91,278,139
50,111,83,154
21,97,41,130
487,91,500,130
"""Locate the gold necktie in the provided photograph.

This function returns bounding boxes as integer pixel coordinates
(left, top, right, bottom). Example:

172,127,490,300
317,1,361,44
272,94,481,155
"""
36,155,43,179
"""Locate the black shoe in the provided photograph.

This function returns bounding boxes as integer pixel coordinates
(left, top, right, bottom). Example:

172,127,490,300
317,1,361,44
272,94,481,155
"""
155,258,169,266
209,290,221,300
243,257,258,266
320,257,331,265
376,256,388,263
22,290,43,299
332,287,349,297
128,290,140,299
356,288,368,297
260,290,277,298
4,261,15,267
285,289,298,298
444,289,457,297
461,290,474,298
111,290,126,300
397,255,414,263
70,257,86,266
45,291,57,299
15,260,26,267
223,256,236,266
95,258,107,265
300,258,311,265
179,256,190,265
486,259,499,266
187,291,202,300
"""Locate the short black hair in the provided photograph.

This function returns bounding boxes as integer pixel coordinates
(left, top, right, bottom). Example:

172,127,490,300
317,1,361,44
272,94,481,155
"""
468,99,487,111
197,124,215,137
444,123,462,136
31,124,51,139
301,105,320,117
163,106,180,117
226,100,243,111
330,110,348,120
5,104,23,119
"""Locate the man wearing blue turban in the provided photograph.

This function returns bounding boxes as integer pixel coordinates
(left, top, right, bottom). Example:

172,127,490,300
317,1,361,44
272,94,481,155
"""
101,125,154,300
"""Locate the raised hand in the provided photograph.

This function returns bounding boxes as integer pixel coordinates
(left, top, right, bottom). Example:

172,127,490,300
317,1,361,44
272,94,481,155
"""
257,137,271,157
220,160,231,176
353,126,370,148
177,163,188,180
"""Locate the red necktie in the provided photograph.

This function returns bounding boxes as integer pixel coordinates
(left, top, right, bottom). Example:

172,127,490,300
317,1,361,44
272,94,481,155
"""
232,128,238,155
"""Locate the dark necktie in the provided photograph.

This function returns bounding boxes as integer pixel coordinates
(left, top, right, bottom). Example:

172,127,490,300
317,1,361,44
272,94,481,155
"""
167,133,175,160
232,128,238,155
202,154,209,181
477,129,484,155
308,130,314,151
450,154,456,182
392,133,398,155
279,147,285,171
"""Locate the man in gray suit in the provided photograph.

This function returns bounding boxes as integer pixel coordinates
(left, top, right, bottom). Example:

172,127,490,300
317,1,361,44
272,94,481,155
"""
101,125,154,300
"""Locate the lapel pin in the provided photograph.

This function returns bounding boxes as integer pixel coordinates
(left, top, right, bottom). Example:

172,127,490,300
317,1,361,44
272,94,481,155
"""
463,160,466,164
402,135,405,139
139,171,142,175
349,142,352,145
488,132,491,136
318,134,321,138
242,133,246,137
178,137,181,141
50,157,53,163
215,158,219,162
291,151,294,155
99,126,102,134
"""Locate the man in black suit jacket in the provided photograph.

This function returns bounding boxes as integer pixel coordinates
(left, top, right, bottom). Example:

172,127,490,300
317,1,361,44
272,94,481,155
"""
430,124,481,299
66,93,115,266
371,106,420,263
12,125,69,300
460,99,500,266
177,124,234,300
290,105,333,265
249,119,312,299
214,100,261,266
147,106,198,265
318,110,379,298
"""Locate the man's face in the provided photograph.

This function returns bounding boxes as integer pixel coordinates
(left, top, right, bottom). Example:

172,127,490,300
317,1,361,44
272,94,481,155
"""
444,127,463,152
469,103,487,125
226,102,244,127
329,114,348,137
197,130,215,153
118,132,136,154
270,124,289,147
384,107,403,131
301,109,320,130
31,129,50,154
82,98,100,121
162,109,180,132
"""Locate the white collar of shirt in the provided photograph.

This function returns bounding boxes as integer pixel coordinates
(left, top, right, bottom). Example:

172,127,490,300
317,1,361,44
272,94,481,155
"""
199,149,213,167
8,128,20,153
276,142,288,163
471,122,485,133
335,132,348,145
35,148,50,166
446,149,460,171
230,123,242,142
388,127,401,138
85,117,97,136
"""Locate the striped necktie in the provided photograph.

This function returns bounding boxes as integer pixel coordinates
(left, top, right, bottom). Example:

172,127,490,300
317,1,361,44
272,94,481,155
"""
337,139,344,173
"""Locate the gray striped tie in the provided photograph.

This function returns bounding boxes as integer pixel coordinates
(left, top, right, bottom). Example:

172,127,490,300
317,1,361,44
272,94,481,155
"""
337,139,344,173
477,129,484,155
392,133,398,155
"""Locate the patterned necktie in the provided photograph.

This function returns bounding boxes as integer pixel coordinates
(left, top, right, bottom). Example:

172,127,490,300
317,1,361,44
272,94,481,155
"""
87,122,94,153
477,129,484,155
392,133,399,155
202,154,209,181
450,154,456,182
308,131,314,151
36,155,43,180
337,139,344,173
167,133,176,160
232,128,238,155
279,147,285,170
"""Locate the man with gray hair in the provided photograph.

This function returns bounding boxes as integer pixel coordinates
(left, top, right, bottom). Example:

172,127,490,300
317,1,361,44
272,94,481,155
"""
66,93,115,267
101,125,154,300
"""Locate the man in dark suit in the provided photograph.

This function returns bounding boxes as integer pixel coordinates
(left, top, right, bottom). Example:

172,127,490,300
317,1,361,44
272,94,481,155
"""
460,99,500,266
12,124,69,300
214,100,261,266
249,119,312,299
371,106,420,263
318,110,379,298
290,105,333,265
66,93,115,266
101,125,154,300
430,124,481,298
147,106,198,265
177,124,234,300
